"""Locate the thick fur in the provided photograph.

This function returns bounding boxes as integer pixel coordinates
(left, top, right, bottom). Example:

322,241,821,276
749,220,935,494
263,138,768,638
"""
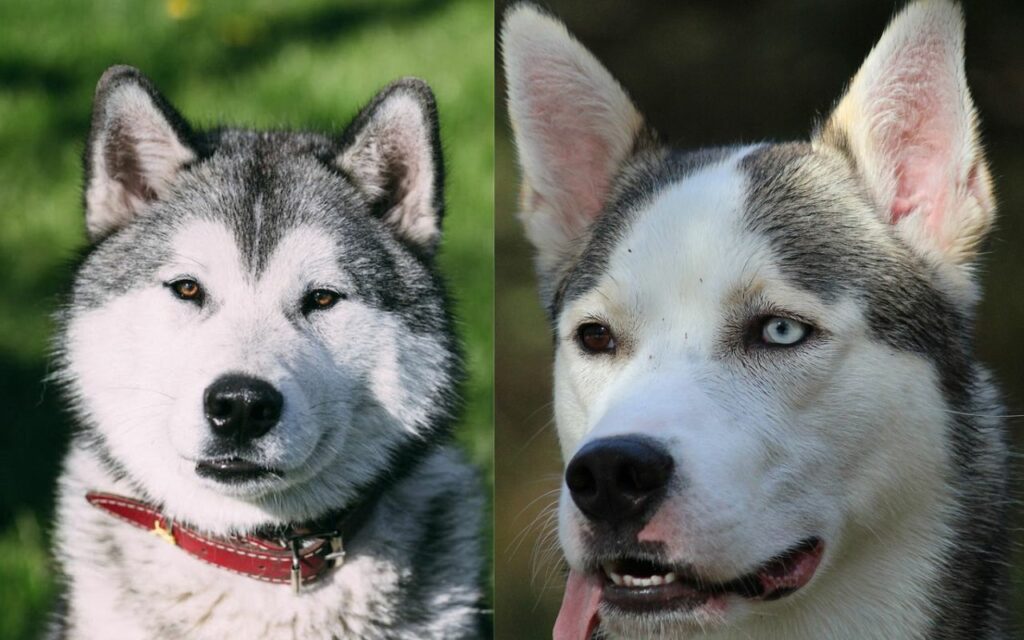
50,66,484,639
503,2,1011,639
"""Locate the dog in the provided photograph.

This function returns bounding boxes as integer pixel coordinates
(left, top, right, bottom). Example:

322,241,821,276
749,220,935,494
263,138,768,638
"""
47,66,484,639
503,2,1011,638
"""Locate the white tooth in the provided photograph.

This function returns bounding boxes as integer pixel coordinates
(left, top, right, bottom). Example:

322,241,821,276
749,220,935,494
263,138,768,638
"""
609,572,624,586
650,575,664,586
664,572,678,584
623,575,635,587
634,577,652,587
601,562,614,576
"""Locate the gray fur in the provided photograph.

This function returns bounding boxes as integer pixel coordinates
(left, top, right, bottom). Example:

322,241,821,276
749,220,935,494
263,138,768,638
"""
544,138,1012,640
49,66,485,639
740,142,1011,639
504,2,1013,638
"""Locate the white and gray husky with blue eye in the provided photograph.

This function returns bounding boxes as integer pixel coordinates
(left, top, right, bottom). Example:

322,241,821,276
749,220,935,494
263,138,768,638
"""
49,66,485,639
504,2,1012,639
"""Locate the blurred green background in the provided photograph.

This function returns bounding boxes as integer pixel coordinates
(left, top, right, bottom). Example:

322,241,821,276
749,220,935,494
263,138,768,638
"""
0,1,493,638
494,1,1024,638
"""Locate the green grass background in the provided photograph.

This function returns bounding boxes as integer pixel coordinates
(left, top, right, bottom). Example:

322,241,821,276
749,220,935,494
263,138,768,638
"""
0,1,493,637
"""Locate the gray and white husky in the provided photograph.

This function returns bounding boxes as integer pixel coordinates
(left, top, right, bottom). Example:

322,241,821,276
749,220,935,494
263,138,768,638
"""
503,2,1011,639
49,66,484,639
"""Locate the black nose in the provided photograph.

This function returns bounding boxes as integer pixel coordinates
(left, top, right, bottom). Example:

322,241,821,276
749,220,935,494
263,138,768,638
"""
565,436,674,525
203,374,283,443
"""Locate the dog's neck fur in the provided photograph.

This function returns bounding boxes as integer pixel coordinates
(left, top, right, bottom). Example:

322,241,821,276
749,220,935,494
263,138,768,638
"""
51,441,484,639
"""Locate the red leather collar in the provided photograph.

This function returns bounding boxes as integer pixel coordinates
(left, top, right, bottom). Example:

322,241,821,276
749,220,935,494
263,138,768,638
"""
86,492,344,592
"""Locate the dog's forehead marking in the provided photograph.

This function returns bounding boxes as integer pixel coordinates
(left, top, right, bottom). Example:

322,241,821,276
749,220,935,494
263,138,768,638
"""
558,146,765,342
165,139,370,276
558,141,969,367
166,220,344,291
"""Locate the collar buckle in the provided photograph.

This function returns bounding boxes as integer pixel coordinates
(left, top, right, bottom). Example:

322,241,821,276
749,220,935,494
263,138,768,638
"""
289,539,303,594
151,518,176,546
285,529,344,594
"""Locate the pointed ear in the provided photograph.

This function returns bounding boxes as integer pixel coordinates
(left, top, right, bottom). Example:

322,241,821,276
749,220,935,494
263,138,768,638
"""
84,65,197,241
502,4,650,289
336,79,445,254
815,1,994,267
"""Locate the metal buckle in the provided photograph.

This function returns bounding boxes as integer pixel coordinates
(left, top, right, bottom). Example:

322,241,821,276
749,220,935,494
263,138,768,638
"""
285,529,344,594
289,538,302,594
151,519,175,546
325,535,345,566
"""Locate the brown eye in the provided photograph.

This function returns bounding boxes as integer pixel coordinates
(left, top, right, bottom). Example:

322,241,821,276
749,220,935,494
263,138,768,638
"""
168,278,203,303
577,322,616,354
302,289,344,315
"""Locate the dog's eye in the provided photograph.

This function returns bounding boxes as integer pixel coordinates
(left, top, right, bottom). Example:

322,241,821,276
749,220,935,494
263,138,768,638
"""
760,316,810,346
168,278,203,304
577,322,616,354
302,289,344,314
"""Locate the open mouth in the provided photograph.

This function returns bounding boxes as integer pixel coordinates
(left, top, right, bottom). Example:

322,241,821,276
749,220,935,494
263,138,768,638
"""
195,457,283,484
600,537,824,612
556,538,825,640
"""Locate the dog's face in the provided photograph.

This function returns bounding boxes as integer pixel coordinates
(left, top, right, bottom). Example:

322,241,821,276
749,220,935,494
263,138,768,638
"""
504,3,993,638
57,67,460,534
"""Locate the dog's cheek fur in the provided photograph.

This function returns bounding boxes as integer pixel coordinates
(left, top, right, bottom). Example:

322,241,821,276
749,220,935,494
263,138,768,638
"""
62,289,190,497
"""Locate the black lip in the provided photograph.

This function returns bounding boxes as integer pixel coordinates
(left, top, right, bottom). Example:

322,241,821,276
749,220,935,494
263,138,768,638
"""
195,457,282,483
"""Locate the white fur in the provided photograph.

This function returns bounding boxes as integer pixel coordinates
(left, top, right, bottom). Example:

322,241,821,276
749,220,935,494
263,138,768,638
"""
56,217,480,637
553,151,954,639
63,220,449,533
56,445,481,640
504,3,993,638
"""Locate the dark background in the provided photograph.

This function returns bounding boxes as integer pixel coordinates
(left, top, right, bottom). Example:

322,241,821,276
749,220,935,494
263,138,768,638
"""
494,1,1024,638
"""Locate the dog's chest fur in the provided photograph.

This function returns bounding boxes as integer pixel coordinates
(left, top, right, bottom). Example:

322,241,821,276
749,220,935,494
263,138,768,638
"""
53,445,483,639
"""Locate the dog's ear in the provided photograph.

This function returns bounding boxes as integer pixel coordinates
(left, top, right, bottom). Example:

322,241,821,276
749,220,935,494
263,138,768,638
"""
815,1,993,267
336,79,445,255
502,4,649,300
84,66,197,241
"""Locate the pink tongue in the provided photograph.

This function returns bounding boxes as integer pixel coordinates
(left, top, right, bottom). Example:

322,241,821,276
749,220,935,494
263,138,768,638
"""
554,570,602,640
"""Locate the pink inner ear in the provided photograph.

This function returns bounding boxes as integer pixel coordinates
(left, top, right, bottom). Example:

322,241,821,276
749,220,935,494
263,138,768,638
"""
870,39,961,231
890,137,951,234
524,66,617,227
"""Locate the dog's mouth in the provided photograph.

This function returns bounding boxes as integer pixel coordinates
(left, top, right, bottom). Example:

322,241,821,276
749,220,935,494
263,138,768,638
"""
195,457,283,484
602,537,823,607
555,538,824,640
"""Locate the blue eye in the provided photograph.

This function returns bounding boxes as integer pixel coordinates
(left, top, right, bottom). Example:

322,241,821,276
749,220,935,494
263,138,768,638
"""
761,317,810,346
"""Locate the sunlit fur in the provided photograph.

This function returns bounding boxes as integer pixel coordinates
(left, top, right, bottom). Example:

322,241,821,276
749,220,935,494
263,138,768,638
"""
50,67,484,639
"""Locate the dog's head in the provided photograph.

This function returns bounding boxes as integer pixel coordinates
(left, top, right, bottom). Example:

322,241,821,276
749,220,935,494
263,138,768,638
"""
504,2,994,637
56,67,460,534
